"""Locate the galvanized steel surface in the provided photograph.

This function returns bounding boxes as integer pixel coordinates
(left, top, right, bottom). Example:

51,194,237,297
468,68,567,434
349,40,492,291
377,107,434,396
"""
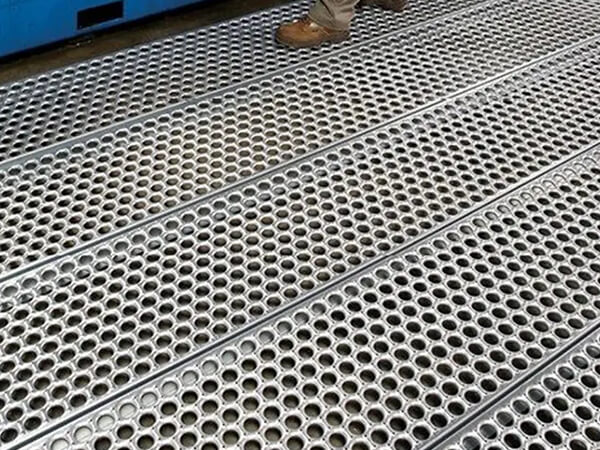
1,31,599,448
30,147,600,450
1,0,600,449
0,0,487,161
0,0,599,278
446,331,600,450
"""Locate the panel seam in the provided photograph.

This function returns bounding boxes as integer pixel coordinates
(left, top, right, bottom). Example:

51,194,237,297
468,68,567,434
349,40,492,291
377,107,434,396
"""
0,28,598,287
0,0,506,173
12,97,600,450
423,298,600,450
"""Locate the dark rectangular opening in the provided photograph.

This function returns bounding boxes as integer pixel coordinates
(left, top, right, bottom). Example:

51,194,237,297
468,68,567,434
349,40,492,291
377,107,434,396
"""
77,1,124,29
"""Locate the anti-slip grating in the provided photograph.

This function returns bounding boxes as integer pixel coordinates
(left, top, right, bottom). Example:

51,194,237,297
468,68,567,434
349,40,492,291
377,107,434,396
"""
0,0,489,160
445,332,600,450
1,38,600,445
1,0,600,277
30,149,600,450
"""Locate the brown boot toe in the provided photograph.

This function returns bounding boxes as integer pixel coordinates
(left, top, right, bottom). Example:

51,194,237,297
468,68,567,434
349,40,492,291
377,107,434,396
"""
276,17,349,49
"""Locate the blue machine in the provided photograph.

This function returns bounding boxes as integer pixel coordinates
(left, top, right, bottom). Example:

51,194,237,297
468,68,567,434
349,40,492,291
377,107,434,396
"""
0,0,206,58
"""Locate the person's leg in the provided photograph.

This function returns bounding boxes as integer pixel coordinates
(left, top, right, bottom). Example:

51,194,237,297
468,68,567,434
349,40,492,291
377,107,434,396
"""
308,0,407,30
275,0,357,49
275,0,407,49
275,16,350,48
308,0,359,31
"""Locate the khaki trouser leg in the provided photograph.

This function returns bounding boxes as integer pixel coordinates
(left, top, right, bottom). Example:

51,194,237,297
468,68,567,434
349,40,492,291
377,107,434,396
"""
308,0,359,30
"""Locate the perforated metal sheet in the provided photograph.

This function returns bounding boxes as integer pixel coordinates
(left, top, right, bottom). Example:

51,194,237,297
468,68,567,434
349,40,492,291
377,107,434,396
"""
2,25,600,448
1,0,600,278
30,146,600,450
445,331,600,450
0,0,488,160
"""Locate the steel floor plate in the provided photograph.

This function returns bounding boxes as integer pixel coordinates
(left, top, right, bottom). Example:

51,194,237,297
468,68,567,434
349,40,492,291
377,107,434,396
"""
31,144,600,450
0,0,599,278
1,0,600,449
0,0,488,161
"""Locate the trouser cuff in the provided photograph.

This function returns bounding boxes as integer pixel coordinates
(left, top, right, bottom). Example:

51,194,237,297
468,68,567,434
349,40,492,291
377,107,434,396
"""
308,3,352,30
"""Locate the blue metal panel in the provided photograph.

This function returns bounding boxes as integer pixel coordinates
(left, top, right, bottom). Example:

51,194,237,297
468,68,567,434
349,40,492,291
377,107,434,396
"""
0,0,205,58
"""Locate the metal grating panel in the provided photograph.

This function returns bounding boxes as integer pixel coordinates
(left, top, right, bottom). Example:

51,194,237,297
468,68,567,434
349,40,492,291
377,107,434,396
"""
2,0,600,448
1,28,600,447
1,0,600,277
0,0,489,160
445,331,600,450
30,147,600,450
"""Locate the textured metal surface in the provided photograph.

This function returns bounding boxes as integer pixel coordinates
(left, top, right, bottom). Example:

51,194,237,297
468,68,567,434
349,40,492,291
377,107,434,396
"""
2,0,600,448
446,331,600,450
2,23,600,448
1,0,600,278
31,146,600,450
0,0,488,160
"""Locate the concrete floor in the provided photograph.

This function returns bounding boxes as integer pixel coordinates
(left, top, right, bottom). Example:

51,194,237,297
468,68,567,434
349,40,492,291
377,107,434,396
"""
0,0,290,84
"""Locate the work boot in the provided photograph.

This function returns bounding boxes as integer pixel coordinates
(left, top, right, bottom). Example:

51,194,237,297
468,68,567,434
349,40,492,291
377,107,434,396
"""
276,17,349,48
359,0,406,12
